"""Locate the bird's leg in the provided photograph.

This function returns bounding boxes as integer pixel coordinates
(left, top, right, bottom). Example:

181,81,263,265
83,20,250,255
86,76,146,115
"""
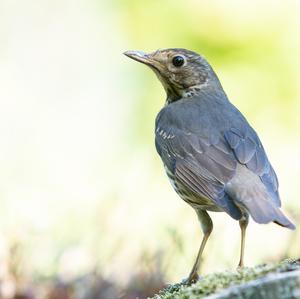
187,210,213,284
237,214,249,268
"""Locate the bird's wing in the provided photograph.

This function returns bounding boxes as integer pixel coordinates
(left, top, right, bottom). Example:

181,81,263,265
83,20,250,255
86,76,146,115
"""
223,126,295,228
155,112,280,220
224,126,280,207
155,123,242,220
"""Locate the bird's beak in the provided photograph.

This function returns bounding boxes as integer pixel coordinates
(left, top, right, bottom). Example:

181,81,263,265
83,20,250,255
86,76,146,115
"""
123,50,161,70
123,50,148,62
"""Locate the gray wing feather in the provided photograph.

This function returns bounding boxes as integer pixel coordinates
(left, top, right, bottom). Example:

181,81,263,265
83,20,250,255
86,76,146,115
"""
155,101,281,219
156,124,242,220
225,127,280,207
224,128,256,164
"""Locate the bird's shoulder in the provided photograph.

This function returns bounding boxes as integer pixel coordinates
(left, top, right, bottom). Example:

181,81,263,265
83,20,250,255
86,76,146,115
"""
156,98,243,149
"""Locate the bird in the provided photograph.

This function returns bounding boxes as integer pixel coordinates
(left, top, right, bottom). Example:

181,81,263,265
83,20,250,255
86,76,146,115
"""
124,48,295,284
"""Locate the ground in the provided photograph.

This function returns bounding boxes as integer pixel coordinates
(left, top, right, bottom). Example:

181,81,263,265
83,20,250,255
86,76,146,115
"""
150,259,300,299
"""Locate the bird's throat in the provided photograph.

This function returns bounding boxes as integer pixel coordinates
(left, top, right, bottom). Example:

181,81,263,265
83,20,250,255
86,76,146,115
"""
165,85,207,104
165,86,182,104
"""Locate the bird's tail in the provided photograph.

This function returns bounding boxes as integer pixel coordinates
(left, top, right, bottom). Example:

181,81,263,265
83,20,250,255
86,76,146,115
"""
226,165,296,230
241,197,295,230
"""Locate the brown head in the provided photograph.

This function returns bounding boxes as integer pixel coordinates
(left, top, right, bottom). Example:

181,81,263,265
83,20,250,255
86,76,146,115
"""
124,48,222,103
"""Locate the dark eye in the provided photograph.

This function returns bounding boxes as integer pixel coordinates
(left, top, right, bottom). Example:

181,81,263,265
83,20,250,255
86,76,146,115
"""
172,55,185,67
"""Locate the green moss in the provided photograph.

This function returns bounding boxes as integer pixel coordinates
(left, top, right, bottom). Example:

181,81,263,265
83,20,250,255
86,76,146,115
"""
150,259,300,299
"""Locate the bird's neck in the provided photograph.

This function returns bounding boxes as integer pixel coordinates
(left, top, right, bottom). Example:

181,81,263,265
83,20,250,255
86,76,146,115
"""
165,83,209,105
165,82,227,106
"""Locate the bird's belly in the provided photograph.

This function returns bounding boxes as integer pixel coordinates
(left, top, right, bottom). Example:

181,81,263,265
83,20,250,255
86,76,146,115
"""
164,165,223,212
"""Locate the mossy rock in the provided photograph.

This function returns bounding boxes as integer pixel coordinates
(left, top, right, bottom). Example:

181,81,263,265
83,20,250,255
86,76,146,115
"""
151,259,300,299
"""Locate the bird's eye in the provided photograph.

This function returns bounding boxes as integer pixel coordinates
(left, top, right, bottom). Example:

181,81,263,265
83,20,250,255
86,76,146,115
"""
172,55,185,67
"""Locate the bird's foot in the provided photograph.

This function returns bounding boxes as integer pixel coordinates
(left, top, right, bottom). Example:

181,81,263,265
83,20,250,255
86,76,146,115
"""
236,263,245,272
182,272,201,286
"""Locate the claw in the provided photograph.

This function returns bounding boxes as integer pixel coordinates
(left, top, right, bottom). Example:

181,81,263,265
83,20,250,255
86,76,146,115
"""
182,273,201,285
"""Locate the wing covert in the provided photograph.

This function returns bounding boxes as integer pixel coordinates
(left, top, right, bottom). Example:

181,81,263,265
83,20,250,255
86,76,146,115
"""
155,124,242,219
224,127,280,207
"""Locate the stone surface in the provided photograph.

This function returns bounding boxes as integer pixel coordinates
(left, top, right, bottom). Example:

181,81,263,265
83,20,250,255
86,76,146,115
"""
206,270,300,299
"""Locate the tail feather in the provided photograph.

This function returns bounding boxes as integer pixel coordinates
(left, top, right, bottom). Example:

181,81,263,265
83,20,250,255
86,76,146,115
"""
225,165,295,230
241,197,295,230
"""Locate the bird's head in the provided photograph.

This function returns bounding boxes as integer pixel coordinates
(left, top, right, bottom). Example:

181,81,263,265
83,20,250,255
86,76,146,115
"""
124,48,222,103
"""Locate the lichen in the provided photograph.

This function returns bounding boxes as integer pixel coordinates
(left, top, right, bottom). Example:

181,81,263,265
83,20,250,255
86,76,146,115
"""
150,259,300,299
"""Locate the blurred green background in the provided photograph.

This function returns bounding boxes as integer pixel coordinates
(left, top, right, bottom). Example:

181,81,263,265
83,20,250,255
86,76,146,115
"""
0,0,299,298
